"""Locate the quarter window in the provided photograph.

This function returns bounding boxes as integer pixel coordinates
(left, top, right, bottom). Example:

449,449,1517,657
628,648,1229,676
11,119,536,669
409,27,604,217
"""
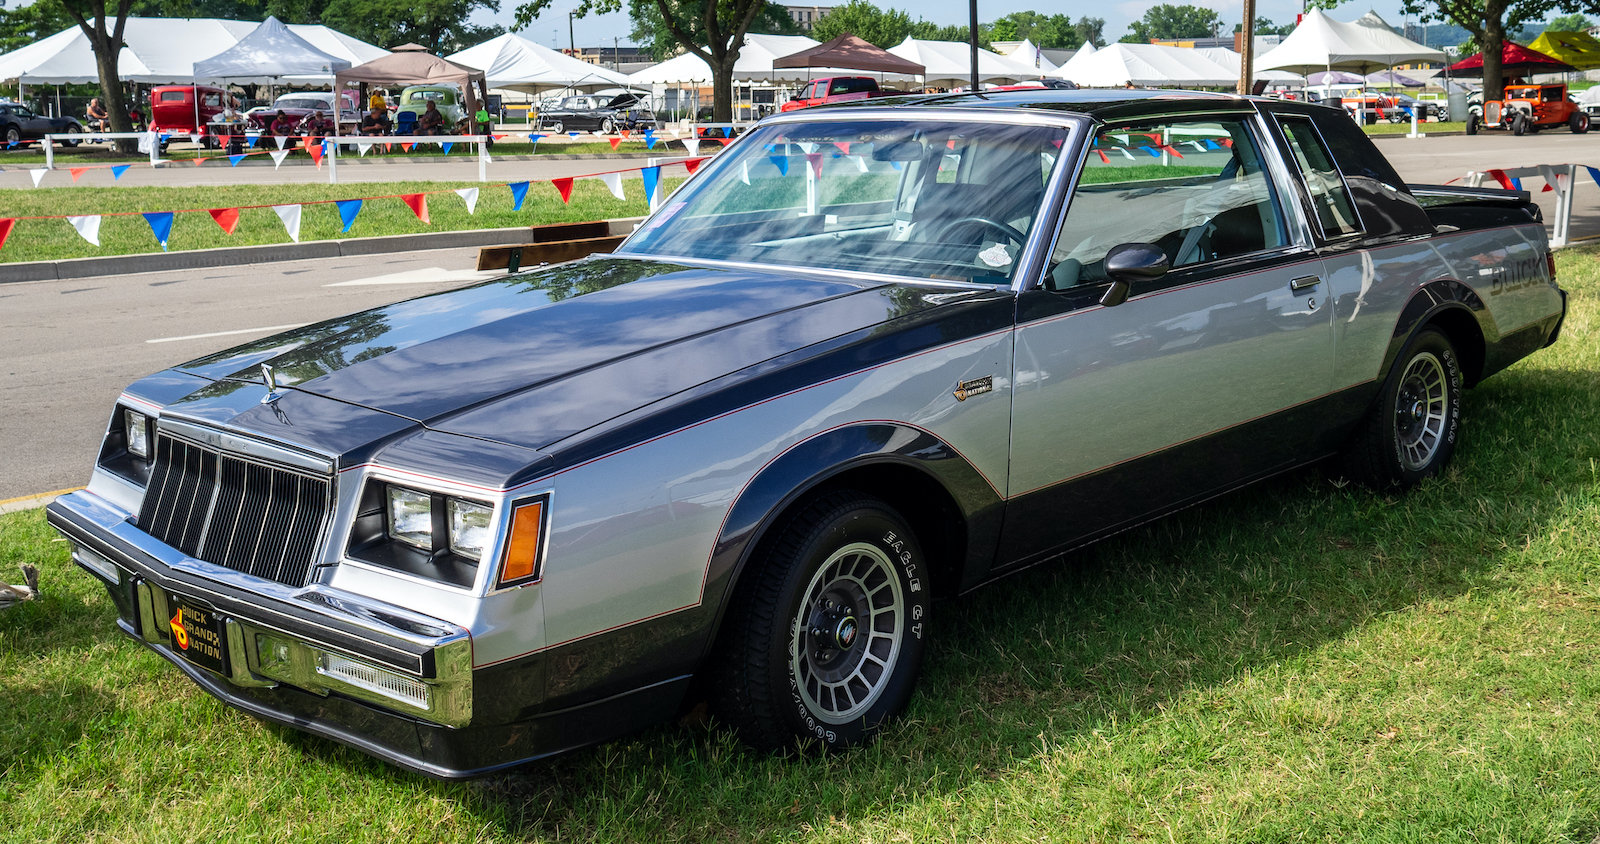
1278,116,1361,238
1047,116,1288,290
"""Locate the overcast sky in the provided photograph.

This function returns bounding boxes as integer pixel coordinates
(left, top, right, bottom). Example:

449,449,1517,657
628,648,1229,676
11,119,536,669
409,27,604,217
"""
478,0,1451,53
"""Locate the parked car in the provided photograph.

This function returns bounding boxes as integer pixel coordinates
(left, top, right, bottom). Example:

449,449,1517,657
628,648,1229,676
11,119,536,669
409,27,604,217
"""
780,76,901,111
1386,93,1441,122
1469,82,1591,135
50,91,1566,780
395,85,466,129
149,85,231,134
0,101,84,146
536,92,655,133
245,90,361,133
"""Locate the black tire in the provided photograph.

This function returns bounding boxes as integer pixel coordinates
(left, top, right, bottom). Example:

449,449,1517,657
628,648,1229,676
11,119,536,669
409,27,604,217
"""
59,123,82,147
1571,112,1590,134
3,125,19,145
600,117,614,134
1466,114,1478,135
1340,328,1463,489
547,120,563,134
710,491,929,751
1512,112,1527,135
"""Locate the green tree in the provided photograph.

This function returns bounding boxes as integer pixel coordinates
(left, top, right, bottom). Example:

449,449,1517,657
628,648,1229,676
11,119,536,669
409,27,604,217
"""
809,0,916,47
0,0,75,52
910,19,987,45
321,0,502,51
1120,3,1223,42
1547,11,1593,27
516,0,791,121
1235,15,1297,35
988,11,1082,48
1075,16,1106,47
629,0,795,59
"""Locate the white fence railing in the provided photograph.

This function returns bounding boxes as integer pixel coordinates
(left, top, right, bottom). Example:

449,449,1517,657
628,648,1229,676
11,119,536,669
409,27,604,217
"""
40,131,493,183
1463,164,1585,247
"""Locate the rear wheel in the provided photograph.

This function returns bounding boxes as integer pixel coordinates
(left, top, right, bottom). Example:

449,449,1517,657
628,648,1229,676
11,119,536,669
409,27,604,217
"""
600,117,614,134
710,491,928,751
547,120,563,134
1466,114,1478,135
1339,328,1462,489
59,123,83,147
1571,112,1590,134
3,125,19,145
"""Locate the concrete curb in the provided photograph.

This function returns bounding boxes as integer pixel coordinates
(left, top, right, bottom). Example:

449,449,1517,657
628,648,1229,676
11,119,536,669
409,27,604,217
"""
0,488,77,515
0,222,641,284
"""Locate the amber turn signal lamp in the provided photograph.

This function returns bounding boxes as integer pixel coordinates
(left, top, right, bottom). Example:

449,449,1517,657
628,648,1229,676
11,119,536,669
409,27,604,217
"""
497,498,546,588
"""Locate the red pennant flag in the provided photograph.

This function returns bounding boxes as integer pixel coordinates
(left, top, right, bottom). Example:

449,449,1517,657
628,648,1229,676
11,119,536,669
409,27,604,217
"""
552,177,574,204
385,142,393,152
1159,144,1184,158
833,141,850,154
608,137,622,150
193,156,205,166
0,218,15,252
946,138,956,149
620,129,631,139
401,141,414,152
683,158,703,175
208,207,240,235
306,138,323,166
69,167,90,182
1486,169,1513,190
400,193,429,223
1096,149,1110,163
805,152,825,178
493,134,508,140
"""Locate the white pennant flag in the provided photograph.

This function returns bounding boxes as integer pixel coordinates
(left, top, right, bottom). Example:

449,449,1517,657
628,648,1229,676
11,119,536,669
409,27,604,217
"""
273,204,302,242
740,160,750,185
357,141,369,157
798,142,818,154
270,149,291,170
850,154,869,173
454,187,479,215
599,171,625,201
68,215,101,246
274,135,289,150
682,138,700,157
479,143,492,164
30,168,48,187
137,131,156,154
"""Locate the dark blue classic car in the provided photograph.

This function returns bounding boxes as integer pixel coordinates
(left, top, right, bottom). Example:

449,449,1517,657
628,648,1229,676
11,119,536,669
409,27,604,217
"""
50,90,1565,778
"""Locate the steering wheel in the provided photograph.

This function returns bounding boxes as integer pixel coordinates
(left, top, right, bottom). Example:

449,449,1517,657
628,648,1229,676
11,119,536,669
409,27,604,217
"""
935,216,1028,246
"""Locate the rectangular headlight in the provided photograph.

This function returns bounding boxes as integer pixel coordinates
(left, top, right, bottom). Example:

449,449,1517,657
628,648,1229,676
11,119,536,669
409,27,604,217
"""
124,408,149,459
386,486,433,550
446,498,492,560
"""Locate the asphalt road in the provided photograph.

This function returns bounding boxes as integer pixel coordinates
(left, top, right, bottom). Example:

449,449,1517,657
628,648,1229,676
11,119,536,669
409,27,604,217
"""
3,130,1597,500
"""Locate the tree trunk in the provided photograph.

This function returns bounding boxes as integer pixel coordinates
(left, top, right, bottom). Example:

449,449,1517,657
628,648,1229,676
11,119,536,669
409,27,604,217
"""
1482,0,1506,103
711,53,737,122
90,35,136,150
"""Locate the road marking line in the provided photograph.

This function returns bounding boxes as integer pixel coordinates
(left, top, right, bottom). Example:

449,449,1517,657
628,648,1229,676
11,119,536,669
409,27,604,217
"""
147,323,307,344
324,267,498,287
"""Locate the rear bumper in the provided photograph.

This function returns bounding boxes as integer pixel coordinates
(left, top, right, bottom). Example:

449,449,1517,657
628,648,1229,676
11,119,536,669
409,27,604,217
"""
46,488,688,779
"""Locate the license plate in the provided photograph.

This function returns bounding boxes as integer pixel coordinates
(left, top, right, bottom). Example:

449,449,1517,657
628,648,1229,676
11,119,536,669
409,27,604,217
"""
167,595,228,675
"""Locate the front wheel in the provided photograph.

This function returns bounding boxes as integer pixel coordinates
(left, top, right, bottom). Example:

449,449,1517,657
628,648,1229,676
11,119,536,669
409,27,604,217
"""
3,125,20,145
1466,114,1478,135
1512,112,1527,135
1339,328,1462,488
600,117,614,134
59,123,83,147
710,491,929,751
546,120,563,134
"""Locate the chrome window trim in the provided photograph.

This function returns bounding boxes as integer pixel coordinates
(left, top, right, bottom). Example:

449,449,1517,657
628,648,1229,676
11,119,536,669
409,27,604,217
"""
158,417,335,475
600,253,1007,292
1270,111,1368,243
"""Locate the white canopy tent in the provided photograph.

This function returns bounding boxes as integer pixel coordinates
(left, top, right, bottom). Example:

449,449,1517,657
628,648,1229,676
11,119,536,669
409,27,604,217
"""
193,16,350,81
0,17,385,84
886,38,1038,87
997,39,1058,74
1192,47,1305,84
1050,42,1236,87
446,32,631,93
630,34,835,84
1255,9,1442,77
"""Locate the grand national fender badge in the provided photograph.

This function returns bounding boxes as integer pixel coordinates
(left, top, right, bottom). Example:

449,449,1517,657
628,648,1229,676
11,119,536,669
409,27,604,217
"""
953,375,993,402
169,608,189,650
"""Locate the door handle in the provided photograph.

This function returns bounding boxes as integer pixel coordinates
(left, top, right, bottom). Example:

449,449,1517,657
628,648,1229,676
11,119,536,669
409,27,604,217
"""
1290,276,1321,291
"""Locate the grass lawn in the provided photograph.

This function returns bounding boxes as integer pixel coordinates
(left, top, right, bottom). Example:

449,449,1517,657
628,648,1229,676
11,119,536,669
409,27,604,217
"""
4,246,1600,841
0,137,703,166
1364,121,1467,134
0,178,685,264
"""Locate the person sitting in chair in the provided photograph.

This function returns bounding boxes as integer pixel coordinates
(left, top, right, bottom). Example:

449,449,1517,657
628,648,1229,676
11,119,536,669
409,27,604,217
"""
269,109,297,137
86,97,109,132
360,106,392,135
416,100,446,136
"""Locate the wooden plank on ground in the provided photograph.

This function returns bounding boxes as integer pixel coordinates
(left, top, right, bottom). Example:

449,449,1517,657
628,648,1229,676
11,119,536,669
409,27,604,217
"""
476,235,627,271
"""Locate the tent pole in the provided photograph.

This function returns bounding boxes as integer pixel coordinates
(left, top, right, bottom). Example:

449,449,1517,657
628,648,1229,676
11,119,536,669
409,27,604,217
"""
329,77,339,184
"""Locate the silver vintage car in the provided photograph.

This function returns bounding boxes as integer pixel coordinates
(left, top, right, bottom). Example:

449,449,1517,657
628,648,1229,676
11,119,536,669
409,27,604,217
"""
49,90,1565,778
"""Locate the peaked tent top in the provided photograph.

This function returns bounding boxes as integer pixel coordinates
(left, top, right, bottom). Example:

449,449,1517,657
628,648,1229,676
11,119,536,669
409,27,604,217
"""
887,38,1038,86
773,33,926,74
1049,42,1236,87
998,38,1057,73
628,34,913,84
445,32,629,92
1527,30,1600,70
1255,8,1442,75
1446,41,1577,76
193,16,351,79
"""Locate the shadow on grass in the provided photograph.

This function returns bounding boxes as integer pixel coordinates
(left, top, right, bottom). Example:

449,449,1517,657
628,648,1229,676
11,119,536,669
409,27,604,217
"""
452,360,1597,839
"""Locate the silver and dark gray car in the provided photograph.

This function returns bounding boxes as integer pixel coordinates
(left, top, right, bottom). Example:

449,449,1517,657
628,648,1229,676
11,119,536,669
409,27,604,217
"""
49,90,1566,779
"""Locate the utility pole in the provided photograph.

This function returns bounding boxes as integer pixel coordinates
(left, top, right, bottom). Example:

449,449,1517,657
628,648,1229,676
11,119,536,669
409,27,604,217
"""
968,0,979,91
568,11,576,53
1239,0,1256,95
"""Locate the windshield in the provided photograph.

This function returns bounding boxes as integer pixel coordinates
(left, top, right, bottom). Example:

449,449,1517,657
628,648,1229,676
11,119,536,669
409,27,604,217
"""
407,90,453,104
619,118,1070,284
276,98,325,109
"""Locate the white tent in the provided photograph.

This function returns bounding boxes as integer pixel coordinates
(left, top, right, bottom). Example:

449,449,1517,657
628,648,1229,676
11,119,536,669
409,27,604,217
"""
886,38,1038,87
193,16,350,81
1050,42,1236,87
1192,47,1305,84
0,17,385,84
446,32,631,92
1255,9,1443,76
998,39,1058,74
629,34,823,84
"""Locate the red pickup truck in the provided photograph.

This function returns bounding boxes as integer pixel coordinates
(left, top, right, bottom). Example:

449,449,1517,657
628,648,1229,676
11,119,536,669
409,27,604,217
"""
780,77,896,111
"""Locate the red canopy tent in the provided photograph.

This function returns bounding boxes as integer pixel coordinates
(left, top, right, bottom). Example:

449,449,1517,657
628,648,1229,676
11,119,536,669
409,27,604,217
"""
1446,42,1578,76
772,34,926,76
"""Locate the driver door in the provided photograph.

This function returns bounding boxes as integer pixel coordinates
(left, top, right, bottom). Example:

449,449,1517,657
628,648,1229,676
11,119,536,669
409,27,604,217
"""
999,111,1335,567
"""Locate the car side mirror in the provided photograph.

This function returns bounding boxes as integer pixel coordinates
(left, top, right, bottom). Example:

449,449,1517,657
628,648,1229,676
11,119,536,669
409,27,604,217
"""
1099,242,1170,307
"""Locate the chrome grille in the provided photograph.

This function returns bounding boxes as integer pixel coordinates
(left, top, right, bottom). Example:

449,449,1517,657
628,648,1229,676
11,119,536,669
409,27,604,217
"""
137,432,331,587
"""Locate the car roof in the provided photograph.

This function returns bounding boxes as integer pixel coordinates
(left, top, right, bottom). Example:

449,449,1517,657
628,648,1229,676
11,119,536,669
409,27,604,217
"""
820,87,1332,123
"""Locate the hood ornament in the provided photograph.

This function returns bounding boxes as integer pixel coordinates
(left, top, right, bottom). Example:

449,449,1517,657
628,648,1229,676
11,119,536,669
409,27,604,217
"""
260,363,283,405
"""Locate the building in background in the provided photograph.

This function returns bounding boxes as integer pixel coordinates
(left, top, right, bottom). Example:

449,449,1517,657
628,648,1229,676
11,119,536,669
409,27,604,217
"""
785,5,834,31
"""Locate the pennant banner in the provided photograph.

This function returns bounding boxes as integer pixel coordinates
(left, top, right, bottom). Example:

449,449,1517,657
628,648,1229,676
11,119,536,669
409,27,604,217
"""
642,166,661,205
608,137,622,151
208,207,240,235
111,164,130,180
682,138,700,157
336,199,363,233
552,177,574,204
441,142,453,155
0,218,14,253
768,155,788,176
30,168,47,187
599,171,625,201
229,154,246,167
401,193,429,224
683,158,702,175
275,135,289,150
509,180,530,211
273,204,302,242
270,149,291,170
454,187,478,215
69,167,89,183
68,215,101,246
142,212,174,251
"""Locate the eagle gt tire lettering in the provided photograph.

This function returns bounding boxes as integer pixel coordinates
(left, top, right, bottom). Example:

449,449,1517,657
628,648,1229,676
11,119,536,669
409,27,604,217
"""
711,491,928,751
1342,327,1462,488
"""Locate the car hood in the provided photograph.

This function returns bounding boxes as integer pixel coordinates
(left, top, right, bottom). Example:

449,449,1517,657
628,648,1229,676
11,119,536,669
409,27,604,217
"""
173,258,973,452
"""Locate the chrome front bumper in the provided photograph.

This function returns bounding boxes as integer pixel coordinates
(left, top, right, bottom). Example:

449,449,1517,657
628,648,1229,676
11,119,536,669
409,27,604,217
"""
47,488,474,728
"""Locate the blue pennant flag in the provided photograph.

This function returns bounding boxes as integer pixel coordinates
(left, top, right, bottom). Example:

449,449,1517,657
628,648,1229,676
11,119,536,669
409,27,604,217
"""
247,135,259,148
568,131,579,138
508,181,530,211
642,166,661,203
111,165,130,180
142,212,174,251
763,143,776,152
1204,139,1220,150
441,142,453,154
1588,166,1600,188
528,134,544,144
1510,177,1522,191
891,160,903,170
768,155,788,176
159,132,170,143
645,136,657,149
1144,146,1161,158
228,154,245,167
336,199,363,233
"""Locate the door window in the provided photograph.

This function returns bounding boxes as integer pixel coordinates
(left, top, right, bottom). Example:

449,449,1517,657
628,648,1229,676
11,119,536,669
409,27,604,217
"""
1278,115,1361,238
1046,116,1288,290
202,93,221,107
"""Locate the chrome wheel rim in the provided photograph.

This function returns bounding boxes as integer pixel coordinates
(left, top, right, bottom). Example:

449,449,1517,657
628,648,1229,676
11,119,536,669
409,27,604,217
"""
791,541,904,724
1395,351,1448,471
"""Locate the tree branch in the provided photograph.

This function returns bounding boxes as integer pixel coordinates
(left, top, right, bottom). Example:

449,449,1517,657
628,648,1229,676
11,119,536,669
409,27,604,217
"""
653,0,712,64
